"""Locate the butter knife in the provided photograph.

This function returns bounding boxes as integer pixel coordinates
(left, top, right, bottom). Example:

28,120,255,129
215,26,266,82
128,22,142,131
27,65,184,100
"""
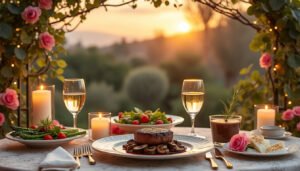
215,148,233,169
205,152,218,170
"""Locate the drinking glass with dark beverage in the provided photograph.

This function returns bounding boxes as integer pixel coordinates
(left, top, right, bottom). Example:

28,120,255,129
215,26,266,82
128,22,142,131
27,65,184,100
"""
210,115,242,143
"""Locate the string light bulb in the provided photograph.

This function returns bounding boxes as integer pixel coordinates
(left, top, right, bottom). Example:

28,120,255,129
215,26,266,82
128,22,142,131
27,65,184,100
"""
288,101,292,105
274,26,278,30
11,64,15,67
273,47,277,51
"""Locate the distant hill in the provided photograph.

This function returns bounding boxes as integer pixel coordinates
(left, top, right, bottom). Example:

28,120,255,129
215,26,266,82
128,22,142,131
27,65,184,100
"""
67,20,259,86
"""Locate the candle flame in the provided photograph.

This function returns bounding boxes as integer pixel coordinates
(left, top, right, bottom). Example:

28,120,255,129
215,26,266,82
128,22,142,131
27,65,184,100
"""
265,105,268,109
40,85,44,90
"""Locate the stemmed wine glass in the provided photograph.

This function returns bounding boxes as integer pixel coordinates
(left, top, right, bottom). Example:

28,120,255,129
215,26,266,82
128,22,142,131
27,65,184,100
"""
63,78,86,128
181,79,205,136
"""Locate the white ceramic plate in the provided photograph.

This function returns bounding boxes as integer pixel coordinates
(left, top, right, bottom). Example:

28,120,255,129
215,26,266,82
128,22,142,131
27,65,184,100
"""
111,115,184,133
5,131,86,147
223,140,299,157
92,134,214,159
250,129,292,139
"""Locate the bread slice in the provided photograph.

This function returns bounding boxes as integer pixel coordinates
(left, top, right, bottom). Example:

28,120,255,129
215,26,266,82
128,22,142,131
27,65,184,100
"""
266,141,285,153
249,135,270,153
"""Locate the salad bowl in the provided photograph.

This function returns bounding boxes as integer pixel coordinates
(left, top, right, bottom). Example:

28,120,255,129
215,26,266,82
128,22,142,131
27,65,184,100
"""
111,108,184,134
111,114,184,134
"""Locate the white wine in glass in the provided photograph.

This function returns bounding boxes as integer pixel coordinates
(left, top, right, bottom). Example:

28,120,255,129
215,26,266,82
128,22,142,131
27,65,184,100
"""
63,79,86,128
181,79,204,136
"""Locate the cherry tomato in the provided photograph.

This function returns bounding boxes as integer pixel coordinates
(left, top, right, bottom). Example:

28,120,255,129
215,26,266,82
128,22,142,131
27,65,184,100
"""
141,114,150,123
156,120,164,124
167,117,173,123
132,120,140,125
118,112,124,119
30,125,38,129
57,132,67,139
43,135,53,140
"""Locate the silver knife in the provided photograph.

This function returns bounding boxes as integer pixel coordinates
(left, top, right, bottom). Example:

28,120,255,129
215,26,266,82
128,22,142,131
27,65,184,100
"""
215,148,233,169
205,152,218,170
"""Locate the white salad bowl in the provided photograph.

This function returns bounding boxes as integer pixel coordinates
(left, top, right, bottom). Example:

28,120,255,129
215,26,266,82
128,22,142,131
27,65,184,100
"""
111,114,184,133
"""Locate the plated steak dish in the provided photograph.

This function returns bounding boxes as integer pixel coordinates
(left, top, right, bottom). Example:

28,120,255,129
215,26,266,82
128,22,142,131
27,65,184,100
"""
123,128,186,155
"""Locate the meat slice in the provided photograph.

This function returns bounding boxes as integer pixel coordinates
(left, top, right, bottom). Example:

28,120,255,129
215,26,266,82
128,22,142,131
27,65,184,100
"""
134,128,173,145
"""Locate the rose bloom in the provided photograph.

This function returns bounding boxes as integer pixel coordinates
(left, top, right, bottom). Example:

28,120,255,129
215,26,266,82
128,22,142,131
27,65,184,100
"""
259,53,272,69
281,109,295,121
229,133,249,152
297,122,300,132
0,88,19,110
0,112,5,126
39,0,53,10
21,6,42,24
293,106,300,117
39,32,55,51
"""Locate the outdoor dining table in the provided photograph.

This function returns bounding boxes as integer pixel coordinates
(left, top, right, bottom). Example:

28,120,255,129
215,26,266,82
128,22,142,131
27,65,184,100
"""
0,127,300,171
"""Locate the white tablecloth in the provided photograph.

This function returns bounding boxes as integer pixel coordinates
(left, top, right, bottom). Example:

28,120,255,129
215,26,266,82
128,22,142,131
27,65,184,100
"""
0,127,299,171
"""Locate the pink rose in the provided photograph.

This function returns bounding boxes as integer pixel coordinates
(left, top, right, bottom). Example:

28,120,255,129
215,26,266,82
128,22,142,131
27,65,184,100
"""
39,32,55,51
21,6,41,24
0,112,5,126
293,106,300,117
281,109,295,121
39,0,53,10
0,88,19,110
259,53,272,69
297,122,300,132
229,133,249,152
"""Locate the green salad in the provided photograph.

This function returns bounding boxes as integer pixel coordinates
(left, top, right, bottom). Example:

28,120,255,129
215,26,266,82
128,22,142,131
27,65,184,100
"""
115,108,173,125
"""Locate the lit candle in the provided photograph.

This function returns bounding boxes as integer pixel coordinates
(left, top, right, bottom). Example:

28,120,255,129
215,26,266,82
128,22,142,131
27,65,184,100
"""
91,114,110,140
257,105,275,129
31,85,52,126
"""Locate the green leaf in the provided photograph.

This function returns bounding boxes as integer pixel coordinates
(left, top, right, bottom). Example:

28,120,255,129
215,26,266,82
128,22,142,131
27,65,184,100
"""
291,9,300,23
6,4,21,14
240,65,253,75
20,31,32,44
14,47,26,60
287,54,300,68
0,22,13,40
1,66,13,78
56,59,67,68
269,0,286,11
249,33,269,52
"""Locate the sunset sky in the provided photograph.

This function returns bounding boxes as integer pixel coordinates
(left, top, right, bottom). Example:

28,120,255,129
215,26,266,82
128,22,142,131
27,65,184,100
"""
66,1,193,47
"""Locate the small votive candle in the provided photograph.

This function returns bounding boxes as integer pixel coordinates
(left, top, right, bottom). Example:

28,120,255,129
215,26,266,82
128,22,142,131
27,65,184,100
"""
255,104,278,129
89,112,111,141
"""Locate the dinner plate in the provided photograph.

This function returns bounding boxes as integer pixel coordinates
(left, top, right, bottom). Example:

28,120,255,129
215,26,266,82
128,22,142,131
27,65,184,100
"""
5,131,86,147
92,134,214,159
223,140,299,157
250,129,292,139
111,114,184,133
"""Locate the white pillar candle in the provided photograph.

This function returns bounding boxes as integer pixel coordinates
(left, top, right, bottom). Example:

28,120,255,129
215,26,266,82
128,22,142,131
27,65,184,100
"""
257,105,275,129
31,85,52,126
91,115,110,140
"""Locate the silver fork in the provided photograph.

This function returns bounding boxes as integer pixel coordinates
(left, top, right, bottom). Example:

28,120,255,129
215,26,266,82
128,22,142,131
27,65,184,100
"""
73,147,81,168
82,145,96,165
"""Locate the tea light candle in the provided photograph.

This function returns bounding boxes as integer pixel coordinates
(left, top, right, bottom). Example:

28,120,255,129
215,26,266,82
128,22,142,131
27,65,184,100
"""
31,85,52,125
91,115,110,140
257,105,275,129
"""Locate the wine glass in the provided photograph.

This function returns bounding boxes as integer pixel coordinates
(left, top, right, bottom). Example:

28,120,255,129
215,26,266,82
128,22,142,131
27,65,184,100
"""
181,79,205,136
63,78,86,128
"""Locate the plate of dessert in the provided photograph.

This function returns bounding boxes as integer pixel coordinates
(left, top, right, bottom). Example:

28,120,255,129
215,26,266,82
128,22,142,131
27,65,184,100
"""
223,134,299,157
92,128,214,159
111,108,184,133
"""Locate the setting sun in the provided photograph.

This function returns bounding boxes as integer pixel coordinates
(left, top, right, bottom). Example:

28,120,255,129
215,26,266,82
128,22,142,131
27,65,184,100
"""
178,22,191,33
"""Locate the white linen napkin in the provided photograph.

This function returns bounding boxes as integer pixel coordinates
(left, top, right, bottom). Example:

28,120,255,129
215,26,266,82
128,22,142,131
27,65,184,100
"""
39,146,78,171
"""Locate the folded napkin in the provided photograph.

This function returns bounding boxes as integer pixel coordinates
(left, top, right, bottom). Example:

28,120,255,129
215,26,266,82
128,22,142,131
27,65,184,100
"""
39,147,78,171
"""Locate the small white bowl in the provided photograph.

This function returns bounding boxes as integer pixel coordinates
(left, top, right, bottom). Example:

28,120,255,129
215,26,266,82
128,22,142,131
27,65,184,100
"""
259,125,285,138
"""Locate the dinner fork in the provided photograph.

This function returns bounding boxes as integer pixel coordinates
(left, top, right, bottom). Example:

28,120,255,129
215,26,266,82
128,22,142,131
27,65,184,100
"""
82,145,96,165
73,147,81,168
